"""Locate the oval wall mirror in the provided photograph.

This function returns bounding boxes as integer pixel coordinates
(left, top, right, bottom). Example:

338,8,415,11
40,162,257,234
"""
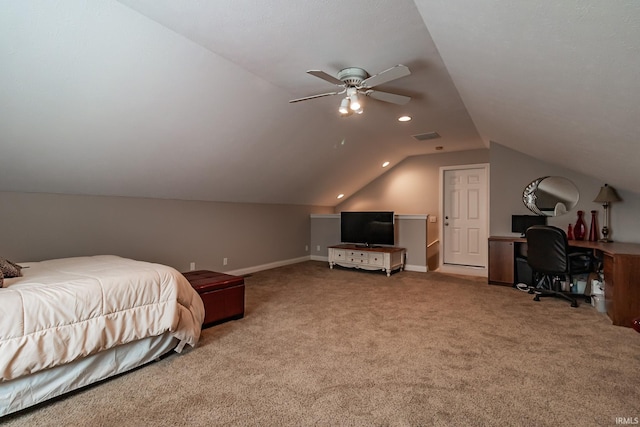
523,176,579,216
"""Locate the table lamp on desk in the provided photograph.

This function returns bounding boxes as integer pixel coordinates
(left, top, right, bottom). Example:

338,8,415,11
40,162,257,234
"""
593,184,621,242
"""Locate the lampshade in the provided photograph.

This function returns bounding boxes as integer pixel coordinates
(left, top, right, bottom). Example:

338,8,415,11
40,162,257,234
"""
593,184,621,203
338,98,350,115
345,87,361,112
349,93,361,111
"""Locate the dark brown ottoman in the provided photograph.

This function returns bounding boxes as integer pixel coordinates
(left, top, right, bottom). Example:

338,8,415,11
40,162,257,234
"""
182,270,245,327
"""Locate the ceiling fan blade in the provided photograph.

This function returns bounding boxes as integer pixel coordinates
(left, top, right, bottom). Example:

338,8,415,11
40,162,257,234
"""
289,91,341,103
365,90,411,105
360,64,410,88
307,70,344,86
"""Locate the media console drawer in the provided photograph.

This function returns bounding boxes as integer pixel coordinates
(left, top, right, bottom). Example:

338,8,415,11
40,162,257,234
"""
368,254,385,267
328,244,406,277
346,250,368,257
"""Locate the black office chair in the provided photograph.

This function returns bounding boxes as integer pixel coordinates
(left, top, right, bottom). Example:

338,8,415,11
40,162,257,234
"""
525,225,592,307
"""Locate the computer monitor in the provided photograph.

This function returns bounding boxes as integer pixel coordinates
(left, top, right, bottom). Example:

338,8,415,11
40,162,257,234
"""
511,215,547,237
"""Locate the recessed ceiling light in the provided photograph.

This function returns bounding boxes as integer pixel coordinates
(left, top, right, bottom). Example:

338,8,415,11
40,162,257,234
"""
337,194,345,199
382,161,390,168
398,116,412,122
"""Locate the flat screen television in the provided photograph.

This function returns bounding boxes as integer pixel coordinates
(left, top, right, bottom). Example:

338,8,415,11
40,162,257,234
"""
511,215,547,237
340,211,395,247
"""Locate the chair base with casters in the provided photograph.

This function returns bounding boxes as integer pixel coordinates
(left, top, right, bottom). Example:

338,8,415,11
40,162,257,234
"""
528,273,578,308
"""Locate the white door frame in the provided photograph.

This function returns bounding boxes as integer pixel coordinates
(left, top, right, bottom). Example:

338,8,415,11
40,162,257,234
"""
438,163,490,277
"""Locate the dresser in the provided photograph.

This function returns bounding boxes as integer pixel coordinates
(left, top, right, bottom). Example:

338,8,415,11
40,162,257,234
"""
328,244,406,277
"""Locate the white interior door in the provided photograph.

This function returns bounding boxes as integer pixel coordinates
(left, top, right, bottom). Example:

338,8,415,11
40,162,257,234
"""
443,167,488,267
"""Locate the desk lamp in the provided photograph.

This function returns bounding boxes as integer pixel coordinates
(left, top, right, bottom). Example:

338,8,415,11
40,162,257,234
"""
593,184,621,242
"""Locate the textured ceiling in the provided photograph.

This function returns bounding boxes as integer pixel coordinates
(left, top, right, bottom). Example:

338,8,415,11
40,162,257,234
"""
1,1,638,206
414,0,640,193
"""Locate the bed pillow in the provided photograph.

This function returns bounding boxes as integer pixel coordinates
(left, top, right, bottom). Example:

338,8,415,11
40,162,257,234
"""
0,258,23,279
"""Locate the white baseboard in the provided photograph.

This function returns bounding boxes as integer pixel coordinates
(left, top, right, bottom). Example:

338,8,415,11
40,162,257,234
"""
310,255,329,262
436,264,488,277
224,256,310,276
404,264,428,273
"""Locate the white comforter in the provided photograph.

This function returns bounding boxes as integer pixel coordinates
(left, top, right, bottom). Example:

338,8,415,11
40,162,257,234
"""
0,255,205,382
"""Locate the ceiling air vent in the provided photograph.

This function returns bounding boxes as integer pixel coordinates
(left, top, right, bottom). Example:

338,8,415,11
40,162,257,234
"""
412,132,441,141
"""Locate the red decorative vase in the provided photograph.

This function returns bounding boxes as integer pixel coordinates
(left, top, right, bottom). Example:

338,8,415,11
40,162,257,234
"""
567,223,574,240
574,210,586,240
588,210,599,242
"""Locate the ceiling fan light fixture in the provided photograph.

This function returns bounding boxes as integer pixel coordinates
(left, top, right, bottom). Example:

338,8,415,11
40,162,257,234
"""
338,98,350,115
349,93,361,111
291,64,411,116
345,87,362,112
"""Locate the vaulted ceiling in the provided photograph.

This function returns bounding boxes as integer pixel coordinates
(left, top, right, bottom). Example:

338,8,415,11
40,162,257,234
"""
1,1,638,206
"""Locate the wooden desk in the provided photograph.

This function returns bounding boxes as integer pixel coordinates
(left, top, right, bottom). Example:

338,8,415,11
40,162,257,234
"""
488,236,640,328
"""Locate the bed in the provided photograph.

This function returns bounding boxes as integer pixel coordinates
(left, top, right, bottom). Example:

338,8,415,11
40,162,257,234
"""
0,255,205,416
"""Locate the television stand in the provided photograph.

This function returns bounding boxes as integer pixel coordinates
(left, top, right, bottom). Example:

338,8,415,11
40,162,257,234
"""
328,244,406,277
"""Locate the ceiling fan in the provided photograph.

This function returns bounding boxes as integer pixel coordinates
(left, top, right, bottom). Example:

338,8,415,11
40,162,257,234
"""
289,65,411,116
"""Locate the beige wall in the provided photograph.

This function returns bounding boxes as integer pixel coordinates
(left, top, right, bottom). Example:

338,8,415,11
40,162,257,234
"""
335,149,490,216
0,191,332,273
309,215,341,259
334,149,490,268
490,142,640,243
5,145,635,276
334,144,640,257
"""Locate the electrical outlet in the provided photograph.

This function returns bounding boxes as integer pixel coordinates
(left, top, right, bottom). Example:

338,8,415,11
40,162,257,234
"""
316,245,321,252
305,245,309,252
189,262,196,271
223,257,228,266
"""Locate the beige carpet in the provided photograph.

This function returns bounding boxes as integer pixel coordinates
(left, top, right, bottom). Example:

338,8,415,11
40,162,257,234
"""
3,261,640,426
